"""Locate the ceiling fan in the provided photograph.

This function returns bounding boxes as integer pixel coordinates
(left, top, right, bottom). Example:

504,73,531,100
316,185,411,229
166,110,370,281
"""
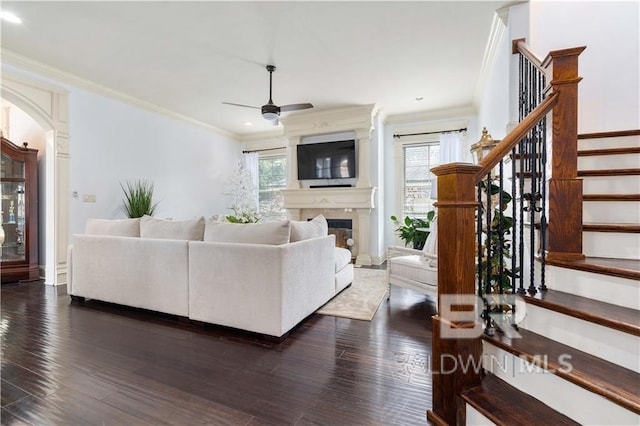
223,65,313,123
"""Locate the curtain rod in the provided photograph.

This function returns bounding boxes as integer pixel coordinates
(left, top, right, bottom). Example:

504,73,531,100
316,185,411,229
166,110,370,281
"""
242,147,285,154
393,127,467,139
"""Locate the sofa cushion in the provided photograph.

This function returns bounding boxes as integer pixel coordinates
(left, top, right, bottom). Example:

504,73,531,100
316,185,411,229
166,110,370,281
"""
85,218,141,237
204,219,291,245
290,214,328,242
140,215,205,241
335,247,352,273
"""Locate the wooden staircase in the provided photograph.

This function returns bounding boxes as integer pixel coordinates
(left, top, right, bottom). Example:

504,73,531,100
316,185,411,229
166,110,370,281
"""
461,131,640,425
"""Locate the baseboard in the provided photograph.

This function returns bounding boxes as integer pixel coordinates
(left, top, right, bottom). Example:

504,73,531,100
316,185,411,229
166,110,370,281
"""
54,283,67,295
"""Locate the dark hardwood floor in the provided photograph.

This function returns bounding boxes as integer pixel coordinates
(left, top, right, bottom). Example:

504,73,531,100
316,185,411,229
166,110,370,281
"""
1,275,436,425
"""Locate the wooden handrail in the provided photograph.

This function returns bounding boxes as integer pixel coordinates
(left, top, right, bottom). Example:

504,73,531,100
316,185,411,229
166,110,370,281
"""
474,92,559,183
512,38,544,72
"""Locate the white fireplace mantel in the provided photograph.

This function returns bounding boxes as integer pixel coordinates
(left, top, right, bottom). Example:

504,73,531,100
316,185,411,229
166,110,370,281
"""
281,186,376,210
279,104,379,265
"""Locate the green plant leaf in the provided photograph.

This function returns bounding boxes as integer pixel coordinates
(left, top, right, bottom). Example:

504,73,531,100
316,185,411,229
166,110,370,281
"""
121,179,158,218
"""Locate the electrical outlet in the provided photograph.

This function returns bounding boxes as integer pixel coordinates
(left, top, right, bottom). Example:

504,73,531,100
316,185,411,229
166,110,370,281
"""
82,194,96,203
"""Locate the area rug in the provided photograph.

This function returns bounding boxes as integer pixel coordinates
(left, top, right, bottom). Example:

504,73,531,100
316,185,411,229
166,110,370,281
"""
316,268,388,321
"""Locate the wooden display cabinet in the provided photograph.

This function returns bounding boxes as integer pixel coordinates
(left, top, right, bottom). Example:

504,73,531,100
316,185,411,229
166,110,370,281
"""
1,136,39,283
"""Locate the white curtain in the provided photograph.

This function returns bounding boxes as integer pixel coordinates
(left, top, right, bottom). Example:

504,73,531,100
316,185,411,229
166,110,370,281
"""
243,152,259,211
439,131,466,164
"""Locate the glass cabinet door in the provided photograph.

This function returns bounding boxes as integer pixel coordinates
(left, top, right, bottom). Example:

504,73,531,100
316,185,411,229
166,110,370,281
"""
1,152,27,262
1,152,25,179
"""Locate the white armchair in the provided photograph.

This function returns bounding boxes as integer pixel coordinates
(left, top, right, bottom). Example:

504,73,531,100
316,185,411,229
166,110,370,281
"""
387,217,438,305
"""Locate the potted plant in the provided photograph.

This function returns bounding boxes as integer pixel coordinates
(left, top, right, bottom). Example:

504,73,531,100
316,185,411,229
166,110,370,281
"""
391,210,436,250
121,179,159,218
477,179,520,334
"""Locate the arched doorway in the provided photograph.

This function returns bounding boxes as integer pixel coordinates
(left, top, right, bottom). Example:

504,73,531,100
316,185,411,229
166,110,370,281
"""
1,71,69,292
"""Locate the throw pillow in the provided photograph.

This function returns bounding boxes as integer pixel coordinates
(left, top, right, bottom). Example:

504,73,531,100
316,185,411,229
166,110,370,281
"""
140,215,205,241
204,219,291,245
85,218,141,237
290,214,328,242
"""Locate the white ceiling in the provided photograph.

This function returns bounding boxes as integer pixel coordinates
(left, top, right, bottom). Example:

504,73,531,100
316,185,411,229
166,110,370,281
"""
1,1,512,138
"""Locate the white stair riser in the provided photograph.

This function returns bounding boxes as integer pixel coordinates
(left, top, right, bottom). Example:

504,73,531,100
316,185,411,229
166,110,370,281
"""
584,201,640,224
465,405,495,425
578,153,640,170
520,304,640,372
483,344,638,425
583,231,640,260
583,175,640,194
516,175,639,195
578,135,640,150
543,264,640,310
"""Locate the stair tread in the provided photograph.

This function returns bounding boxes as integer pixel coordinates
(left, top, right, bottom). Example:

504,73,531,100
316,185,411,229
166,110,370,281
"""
524,289,640,337
545,256,640,281
579,147,640,156
583,193,640,201
583,223,640,233
579,169,640,177
461,374,579,426
483,328,640,414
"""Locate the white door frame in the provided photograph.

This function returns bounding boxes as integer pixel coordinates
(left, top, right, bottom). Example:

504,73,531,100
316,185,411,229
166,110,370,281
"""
1,71,70,293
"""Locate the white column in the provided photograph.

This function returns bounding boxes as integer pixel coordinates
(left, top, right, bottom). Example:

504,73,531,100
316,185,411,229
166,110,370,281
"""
287,136,301,189
356,208,372,266
54,131,69,293
355,129,372,188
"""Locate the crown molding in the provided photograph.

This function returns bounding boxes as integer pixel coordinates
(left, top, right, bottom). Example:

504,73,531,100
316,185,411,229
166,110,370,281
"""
472,7,509,110
280,104,379,138
238,128,284,143
1,50,240,141
385,105,476,126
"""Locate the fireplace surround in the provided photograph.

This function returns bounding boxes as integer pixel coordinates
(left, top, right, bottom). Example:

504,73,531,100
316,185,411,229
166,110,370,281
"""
280,104,379,265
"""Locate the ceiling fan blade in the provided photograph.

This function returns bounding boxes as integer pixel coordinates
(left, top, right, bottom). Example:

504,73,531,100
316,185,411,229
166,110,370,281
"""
222,101,260,110
280,103,313,112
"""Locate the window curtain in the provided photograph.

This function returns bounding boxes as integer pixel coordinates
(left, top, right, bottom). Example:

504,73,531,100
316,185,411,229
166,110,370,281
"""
439,131,466,164
243,152,259,212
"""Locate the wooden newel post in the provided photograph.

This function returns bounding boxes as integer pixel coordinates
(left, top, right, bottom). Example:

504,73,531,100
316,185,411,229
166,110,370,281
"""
543,46,586,261
427,163,483,426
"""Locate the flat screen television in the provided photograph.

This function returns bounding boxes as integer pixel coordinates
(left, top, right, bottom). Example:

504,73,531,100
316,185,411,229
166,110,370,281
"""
297,140,356,180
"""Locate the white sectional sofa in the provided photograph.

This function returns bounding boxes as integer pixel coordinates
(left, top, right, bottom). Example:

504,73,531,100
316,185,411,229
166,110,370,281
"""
68,214,353,338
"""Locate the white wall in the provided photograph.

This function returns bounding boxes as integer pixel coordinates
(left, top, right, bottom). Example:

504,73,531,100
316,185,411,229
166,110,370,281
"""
529,1,640,132
68,90,241,235
3,64,241,242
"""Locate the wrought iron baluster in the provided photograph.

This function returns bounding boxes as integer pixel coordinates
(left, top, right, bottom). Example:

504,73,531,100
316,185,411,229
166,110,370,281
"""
540,115,548,291
498,161,505,296
511,144,518,323
484,173,494,335
517,138,526,295
477,183,483,302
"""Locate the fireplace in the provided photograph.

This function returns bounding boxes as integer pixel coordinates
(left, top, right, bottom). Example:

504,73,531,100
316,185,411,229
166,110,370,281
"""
279,104,379,265
325,219,353,254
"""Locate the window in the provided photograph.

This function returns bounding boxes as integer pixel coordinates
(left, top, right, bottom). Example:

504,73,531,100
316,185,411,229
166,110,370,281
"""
258,154,287,221
402,143,439,219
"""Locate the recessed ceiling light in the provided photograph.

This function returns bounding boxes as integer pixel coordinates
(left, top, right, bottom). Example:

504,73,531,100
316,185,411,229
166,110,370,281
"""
1,11,22,24
415,96,424,101
244,122,253,126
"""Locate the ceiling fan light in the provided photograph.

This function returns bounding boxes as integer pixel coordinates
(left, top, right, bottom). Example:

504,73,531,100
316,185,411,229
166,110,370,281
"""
262,111,280,121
